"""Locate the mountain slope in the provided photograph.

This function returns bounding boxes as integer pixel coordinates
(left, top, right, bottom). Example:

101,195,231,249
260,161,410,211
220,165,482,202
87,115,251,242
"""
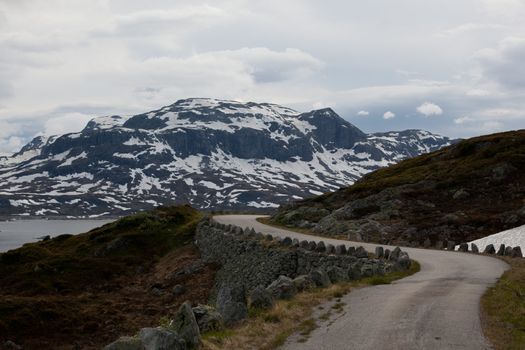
0,98,452,217
272,130,525,245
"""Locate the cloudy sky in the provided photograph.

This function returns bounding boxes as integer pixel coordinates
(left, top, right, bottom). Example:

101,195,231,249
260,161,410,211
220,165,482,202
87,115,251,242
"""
1,0,525,154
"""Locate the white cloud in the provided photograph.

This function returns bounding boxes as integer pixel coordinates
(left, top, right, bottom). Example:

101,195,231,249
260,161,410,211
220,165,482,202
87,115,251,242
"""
383,111,395,119
454,116,474,124
357,110,369,116
416,102,443,117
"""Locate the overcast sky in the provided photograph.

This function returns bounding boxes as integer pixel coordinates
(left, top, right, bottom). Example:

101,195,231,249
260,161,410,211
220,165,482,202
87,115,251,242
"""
1,0,525,154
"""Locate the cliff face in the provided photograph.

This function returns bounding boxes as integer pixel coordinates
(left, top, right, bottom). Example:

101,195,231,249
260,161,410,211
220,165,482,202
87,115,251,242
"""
272,130,525,246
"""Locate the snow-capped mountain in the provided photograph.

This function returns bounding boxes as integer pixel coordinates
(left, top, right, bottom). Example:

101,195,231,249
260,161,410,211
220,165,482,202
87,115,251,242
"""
0,98,453,217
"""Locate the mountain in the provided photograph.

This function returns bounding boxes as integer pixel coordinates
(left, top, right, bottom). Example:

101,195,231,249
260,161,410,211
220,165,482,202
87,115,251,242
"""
0,98,453,217
272,130,525,246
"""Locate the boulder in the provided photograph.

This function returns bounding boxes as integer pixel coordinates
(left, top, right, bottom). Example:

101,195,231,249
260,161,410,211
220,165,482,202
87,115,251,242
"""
505,246,514,256
471,243,479,254
292,238,300,247
458,243,468,252
172,284,186,296
435,241,444,250
512,246,523,258
192,305,224,333
355,246,368,258
234,226,243,235
347,246,356,256
169,301,200,348
104,336,144,350
249,285,274,309
309,269,332,288
395,253,411,270
316,241,327,253
375,246,384,258
216,285,248,326
266,275,297,300
484,244,496,254
265,234,274,241
299,240,309,249
139,327,186,350
383,248,391,259
326,244,335,254
326,266,347,283
497,244,506,256
335,244,347,255
308,241,317,251
446,241,456,251
423,238,431,248
292,275,315,291
281,237,293,246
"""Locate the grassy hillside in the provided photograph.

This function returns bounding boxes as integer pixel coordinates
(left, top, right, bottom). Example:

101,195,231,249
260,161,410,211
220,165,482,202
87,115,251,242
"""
273,130,525,246
0,205,217,349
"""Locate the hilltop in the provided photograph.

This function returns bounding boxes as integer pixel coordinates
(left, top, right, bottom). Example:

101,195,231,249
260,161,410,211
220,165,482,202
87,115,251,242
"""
272,130,525,246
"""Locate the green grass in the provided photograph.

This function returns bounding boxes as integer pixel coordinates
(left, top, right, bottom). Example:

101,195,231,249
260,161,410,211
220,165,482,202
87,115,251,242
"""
482,258,525,350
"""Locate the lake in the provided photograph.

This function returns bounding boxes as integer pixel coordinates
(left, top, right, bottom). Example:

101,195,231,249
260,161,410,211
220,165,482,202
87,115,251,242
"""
0,219,115,252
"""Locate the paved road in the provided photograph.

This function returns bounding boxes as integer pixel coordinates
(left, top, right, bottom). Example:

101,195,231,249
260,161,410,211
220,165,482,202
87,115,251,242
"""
214,215,509,350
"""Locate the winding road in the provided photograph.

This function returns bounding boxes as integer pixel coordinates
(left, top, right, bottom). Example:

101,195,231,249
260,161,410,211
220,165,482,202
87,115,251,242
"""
214,215,509,350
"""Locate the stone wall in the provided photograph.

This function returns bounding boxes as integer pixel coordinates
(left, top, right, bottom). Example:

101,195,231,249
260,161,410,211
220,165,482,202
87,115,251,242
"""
195,218,410,297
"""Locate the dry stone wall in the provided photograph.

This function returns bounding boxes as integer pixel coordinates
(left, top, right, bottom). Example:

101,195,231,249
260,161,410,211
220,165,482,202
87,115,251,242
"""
195,218,411,297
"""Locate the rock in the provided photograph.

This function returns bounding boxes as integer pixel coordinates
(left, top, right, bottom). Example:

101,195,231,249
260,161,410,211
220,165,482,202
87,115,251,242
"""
389,247,402,261
308,241,317,251
281,237,293,246
265,234,273,241
383,248,391,259
458,243,468,252
335,244,347,255
435,241,444,250
2,341,22,350
192,304,224,333
355,246,368,258
139,327,186,350
169,302,201,348
497,244,506,256
423,238,431,248
249,285,274,309
484,244,496,254
505,246,514,256
292,238,300,247
375,246,384,258
347,262,362,280
326,244,335,254
292,275,315,291
512,246,523,258
471,243,479,254
316,241,326,253
395,253,411,270
361,263,375,277
347,246,356,256
266,275,297,300
234,226,243,235
309,269,332,288
299,240,309,249
326,266,347,283
151,287,164,297
104,336,144,350
172,284,186,296
447,241,456,251
216,285,248,326
453,188,470,200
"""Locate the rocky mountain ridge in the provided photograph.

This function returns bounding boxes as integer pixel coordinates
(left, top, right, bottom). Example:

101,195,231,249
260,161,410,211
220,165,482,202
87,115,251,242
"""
0,98,453,217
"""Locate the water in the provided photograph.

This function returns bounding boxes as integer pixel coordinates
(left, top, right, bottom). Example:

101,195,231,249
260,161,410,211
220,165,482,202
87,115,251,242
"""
0,219,114,252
